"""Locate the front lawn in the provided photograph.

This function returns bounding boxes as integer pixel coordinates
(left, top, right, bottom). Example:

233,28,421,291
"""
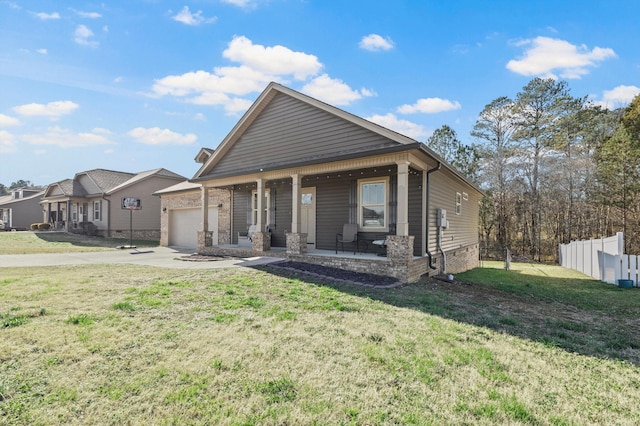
0,231,158,255
1,262,639,425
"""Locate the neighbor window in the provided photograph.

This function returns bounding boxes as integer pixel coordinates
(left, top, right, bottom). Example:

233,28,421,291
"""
251,189,270,227
94,200,102,221
455,192,462,215
71,204,77,221
358,177,388,230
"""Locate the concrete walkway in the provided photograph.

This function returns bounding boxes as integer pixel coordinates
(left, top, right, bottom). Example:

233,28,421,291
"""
0,246,284,270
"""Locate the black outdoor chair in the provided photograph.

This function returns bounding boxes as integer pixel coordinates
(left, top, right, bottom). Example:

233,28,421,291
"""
336,223,359,254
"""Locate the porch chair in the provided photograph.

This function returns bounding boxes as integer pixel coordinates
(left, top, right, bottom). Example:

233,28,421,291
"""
335,223,359,254
238,224,257,247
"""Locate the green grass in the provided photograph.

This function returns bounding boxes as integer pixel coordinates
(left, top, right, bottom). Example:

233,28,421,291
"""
0,262,638,425
0,231,158,254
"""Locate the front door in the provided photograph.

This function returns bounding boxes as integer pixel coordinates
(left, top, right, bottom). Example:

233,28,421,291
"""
301,187,316,245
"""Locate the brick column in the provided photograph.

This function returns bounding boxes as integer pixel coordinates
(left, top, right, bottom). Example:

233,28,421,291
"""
386,235,414,282
198,230,213,251
251,231,271,252
286,232,307,255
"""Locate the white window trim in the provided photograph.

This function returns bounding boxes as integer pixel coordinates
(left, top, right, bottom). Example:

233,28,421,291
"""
93,200,102,221
251,189,270,227
72,204,77,221
358,176,389,232
455,192,462,215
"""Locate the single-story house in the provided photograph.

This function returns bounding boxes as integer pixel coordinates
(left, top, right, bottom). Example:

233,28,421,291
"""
41,168,185,240
162,82,482,282
0,187,45,230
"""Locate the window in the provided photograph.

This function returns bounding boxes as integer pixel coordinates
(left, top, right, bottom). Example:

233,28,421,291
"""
455,192,462,215
94,200,102,221
251,189,270,227
358,177,388,230
462,192,468,201
72,204,77,221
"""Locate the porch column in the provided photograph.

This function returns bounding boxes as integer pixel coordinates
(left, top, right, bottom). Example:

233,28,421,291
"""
396,160,410,236
198,186,212,249
255,179,264,232
287,173,307,255
66,200,71,232
201,186,209,232
291,174,301,233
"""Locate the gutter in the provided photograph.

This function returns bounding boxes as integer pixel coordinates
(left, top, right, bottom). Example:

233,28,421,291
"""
425,162,441,270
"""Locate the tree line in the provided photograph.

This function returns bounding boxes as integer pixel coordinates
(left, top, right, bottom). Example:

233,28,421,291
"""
0,180,37,196
427,77,640,262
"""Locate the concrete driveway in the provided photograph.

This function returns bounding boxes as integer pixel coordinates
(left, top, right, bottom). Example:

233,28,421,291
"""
0,246,284,270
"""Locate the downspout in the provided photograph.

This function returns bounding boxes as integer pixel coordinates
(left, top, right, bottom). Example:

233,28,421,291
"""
437,218,447,274
425,162,441,270
102,195,110,238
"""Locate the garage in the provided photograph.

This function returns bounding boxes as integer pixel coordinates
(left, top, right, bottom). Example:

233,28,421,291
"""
168,208,218,248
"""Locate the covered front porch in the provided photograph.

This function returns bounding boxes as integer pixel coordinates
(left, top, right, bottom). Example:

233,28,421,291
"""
195,151,439,282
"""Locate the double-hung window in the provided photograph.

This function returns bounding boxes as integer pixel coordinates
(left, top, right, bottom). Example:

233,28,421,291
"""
358,177,388,231
94,200,102,221
251,189,270,227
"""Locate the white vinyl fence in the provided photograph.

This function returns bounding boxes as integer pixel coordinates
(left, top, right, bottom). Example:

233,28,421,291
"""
559,232,639,286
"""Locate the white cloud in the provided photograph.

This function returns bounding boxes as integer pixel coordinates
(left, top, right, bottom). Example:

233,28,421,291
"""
220,0,255,8
359,34,394,52
365,113,428,140
506,36,616,79
74,24,98,47
397,97,462,114
21,126,115,148
152,36,371,113
171,6,217,25
36,48,47,54
594,85,640,109
0,130,17,153
128,127,197,145
153,36,331,113
0,113,20,127
301,74,374,106
223,36,322,80
13,101,79,119
72,9,102,19
32,11,60,20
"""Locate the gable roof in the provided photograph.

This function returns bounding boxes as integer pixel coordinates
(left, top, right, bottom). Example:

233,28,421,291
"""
193,83,420,181
192,82,482,195
76,169,135,194
0,190,44,206
107,168,186,194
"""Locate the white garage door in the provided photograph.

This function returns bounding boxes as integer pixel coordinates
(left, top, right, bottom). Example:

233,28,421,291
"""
169,208,218,248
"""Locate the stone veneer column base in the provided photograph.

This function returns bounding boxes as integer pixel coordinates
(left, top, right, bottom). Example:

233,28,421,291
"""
251,232,271,252
386,235,415,282
286,233,308,255
197,231,213,251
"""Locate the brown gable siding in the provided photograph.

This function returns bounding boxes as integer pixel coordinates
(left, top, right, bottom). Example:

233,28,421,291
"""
209,92,400,177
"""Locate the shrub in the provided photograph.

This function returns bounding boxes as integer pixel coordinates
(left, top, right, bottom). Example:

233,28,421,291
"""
37,223,51,230
30,223,39,230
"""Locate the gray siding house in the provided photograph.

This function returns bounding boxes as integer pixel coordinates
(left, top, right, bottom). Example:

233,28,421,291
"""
0,188,45,230
181,82,482,282
41,168,185,239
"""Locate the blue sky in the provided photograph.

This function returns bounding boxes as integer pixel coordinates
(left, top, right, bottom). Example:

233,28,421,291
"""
1,0,638,186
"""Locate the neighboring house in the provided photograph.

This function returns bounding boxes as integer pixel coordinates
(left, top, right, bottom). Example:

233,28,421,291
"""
40,168,185,240
0,187,45,230
169,82,483,282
